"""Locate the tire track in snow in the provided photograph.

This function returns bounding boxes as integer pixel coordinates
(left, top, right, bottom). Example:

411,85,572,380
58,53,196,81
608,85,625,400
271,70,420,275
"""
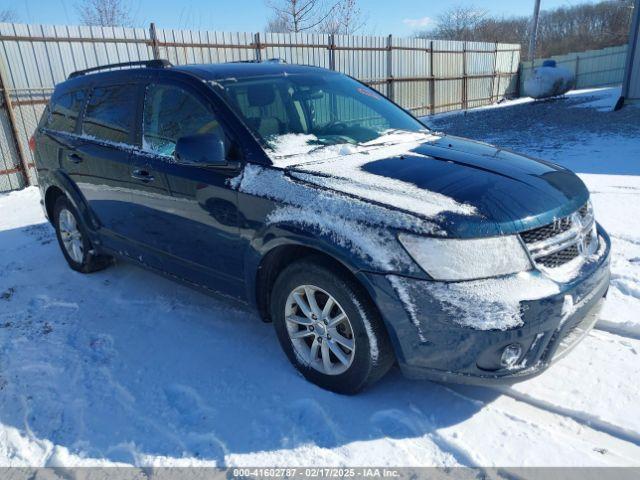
478,330,640,447
491,386,640,448
594,320,640,340
445,386,640,465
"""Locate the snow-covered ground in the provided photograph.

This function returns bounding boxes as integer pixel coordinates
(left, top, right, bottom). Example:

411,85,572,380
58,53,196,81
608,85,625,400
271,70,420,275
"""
1,88,639,467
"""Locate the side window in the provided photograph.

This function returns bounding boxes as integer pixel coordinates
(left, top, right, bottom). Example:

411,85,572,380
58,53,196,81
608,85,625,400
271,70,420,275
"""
143,84,221,157
47,90,85,133
83,84,137,144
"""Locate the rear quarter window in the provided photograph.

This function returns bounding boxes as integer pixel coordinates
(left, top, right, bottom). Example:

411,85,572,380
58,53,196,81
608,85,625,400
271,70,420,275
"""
82,84,138,144
46,90,85,133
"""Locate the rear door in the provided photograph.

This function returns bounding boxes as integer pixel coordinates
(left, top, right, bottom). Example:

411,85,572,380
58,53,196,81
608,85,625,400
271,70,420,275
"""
127,78,245,297
38,88,87,187
71,82,141,249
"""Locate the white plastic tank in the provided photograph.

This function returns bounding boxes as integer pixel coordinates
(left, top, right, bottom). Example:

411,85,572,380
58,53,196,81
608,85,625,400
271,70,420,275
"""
524,60,575,99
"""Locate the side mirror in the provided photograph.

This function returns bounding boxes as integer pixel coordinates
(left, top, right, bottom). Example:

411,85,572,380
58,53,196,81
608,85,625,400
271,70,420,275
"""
174,132,227,167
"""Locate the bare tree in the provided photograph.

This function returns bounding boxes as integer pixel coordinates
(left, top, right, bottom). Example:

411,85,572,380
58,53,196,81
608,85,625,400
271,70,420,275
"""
320,0,367,35
422,6,488,42
0,9,18,22
266,15,290,33
265,0,339,33
416,1,633,59
75,0,134,27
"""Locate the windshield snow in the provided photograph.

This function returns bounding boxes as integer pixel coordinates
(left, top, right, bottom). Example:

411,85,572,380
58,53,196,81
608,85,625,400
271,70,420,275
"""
213,73,429,160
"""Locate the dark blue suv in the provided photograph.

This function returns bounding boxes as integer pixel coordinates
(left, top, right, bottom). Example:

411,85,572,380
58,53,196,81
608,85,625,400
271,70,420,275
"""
33,60,611,393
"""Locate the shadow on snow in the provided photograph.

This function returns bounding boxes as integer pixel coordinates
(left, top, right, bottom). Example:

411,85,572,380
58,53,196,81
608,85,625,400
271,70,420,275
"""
0,221,498,465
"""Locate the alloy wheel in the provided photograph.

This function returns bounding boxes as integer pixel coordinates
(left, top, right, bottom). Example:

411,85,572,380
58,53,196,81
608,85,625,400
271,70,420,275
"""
58,208,84,264
285,285,356,375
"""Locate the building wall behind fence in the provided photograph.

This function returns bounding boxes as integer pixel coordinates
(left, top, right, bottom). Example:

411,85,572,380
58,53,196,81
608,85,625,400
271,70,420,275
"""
0,22,520,192
519,44,628,94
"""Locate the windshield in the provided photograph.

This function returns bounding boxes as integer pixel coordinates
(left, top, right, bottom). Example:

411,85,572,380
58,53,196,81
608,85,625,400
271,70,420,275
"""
212,73,428,155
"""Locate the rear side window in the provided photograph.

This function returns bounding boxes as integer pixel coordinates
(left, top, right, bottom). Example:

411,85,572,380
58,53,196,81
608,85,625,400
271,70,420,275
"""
83,84,137,144
143,84,220,156
47,90,85,133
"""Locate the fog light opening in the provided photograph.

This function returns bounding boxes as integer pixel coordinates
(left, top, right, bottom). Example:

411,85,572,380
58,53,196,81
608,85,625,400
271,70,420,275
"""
501,343,523,369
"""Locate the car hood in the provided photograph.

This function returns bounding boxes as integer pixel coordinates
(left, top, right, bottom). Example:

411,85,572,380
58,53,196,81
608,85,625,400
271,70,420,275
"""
284,134,589,238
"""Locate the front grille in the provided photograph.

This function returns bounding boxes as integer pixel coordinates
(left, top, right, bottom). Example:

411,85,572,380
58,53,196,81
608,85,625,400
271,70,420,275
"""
520,217,572,244
537,244,579,268
578,203,589,218
520,201,597,270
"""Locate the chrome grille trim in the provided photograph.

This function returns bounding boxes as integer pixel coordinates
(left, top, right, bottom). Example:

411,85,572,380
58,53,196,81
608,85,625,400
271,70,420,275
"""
520,202,597,270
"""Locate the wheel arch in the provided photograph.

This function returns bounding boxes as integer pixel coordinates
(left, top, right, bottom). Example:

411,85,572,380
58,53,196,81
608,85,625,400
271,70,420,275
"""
44,184,65,222
253,241,382,326
44,171,97,234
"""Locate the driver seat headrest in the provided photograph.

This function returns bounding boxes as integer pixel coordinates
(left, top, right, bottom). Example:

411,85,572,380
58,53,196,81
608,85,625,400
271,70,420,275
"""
247,84,276,107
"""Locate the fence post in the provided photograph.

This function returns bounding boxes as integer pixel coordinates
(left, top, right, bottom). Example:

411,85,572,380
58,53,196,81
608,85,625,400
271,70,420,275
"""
0,60,30,187
149,22,160,60
490,41,498,104
328,34,335,70
462,42,468,110
429,40,435,115
254,32,262,62
386,34,394,102
574,55,580,88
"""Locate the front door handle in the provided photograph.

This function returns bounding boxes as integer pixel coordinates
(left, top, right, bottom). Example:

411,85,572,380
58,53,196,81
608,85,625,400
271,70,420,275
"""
68,153,83,164
131,168,155,183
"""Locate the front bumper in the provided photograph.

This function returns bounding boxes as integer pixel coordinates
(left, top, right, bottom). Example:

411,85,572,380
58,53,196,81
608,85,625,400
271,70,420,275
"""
365,226,612,385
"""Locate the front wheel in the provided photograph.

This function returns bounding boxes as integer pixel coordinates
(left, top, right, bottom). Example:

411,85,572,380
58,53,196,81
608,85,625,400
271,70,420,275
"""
271,258,394,394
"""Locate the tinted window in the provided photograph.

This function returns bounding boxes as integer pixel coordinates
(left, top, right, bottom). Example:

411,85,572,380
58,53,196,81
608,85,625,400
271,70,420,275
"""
83,84,137,144
47,90,85,133
143,84,221,156
216,73,426,146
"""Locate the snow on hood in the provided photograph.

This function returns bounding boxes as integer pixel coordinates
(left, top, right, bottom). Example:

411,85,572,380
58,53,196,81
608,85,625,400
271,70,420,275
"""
266,131,478,220
267,130,434,163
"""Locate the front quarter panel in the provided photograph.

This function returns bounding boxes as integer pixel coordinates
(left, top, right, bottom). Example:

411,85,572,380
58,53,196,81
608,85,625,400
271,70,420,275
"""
233,163,426,284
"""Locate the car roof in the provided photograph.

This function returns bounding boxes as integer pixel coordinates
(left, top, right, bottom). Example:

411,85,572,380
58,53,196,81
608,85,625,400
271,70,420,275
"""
55,61,339,94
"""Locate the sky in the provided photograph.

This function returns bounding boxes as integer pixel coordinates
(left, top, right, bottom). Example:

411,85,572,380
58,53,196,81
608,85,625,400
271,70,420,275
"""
3,0,604,36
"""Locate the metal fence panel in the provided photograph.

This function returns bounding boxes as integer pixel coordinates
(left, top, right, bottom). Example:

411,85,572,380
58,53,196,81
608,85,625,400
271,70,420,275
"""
392,37,431,117
519,44,627,93
0,107,22,192
0,21,520,192
263,32,330,68
155,29,255,65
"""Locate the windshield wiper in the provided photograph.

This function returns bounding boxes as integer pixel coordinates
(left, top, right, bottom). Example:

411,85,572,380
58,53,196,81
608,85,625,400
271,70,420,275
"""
361,129,421,147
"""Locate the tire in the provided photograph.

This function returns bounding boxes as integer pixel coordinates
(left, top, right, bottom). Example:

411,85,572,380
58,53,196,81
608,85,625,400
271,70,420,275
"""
270,257,395,394
53,195,111,273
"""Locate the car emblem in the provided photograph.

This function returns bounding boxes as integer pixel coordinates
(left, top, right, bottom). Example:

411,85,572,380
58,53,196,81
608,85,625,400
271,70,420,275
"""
572,211,595,257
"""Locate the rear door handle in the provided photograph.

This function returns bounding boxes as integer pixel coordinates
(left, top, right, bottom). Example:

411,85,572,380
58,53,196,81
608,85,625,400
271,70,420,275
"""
68,153,83,164
131,168,155,183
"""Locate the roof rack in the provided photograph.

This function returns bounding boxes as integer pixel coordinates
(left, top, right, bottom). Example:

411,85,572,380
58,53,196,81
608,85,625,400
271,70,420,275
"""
227,58,287,64
68,59,172,79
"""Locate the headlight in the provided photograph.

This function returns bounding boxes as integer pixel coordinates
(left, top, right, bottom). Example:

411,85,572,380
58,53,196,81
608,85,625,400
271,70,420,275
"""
398,233,533,281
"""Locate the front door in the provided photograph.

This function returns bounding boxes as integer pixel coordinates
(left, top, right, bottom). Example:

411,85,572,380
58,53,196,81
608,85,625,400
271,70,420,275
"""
127,80,244,298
